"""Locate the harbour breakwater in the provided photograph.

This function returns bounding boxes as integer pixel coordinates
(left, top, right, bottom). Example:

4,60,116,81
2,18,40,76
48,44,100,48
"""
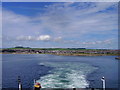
1,48,119,56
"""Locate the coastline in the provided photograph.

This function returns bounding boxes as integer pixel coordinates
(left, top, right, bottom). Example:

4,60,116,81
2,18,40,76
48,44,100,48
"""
1,48,119,56
0,52,118,56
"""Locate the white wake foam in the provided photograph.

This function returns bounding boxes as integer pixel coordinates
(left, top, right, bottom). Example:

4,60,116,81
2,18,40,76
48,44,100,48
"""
37,62,97,88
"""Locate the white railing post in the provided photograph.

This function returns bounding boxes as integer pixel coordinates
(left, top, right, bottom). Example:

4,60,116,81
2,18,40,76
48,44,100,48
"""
101,77,105,90
18,76,22,90
19,83,22,90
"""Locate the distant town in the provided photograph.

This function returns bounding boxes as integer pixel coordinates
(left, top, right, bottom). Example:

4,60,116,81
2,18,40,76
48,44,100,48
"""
1,46,120,57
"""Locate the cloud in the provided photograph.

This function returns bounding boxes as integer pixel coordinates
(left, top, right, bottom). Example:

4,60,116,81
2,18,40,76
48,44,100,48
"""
16,35,114,47
53,37,62,41
17,35,51,41
16,35,62,42
2,2,118,48
37,35,51,41
16,36,35,41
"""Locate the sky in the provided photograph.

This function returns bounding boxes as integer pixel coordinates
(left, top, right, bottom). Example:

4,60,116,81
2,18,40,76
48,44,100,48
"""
2,2,118,49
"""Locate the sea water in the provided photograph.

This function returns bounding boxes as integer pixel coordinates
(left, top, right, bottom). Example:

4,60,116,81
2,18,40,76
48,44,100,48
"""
37,62,97,88
2,54,118,88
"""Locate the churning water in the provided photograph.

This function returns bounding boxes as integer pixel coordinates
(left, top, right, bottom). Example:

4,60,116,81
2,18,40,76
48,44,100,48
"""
37,62,97,88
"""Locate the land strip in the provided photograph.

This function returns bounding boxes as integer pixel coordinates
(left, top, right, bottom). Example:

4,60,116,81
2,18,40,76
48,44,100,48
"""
1,47,119,56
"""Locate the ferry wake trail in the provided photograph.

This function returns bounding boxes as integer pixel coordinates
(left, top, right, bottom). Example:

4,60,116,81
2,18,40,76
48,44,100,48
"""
37,62,97,88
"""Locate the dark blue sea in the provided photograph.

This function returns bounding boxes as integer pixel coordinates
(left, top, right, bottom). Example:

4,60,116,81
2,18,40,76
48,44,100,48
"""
2,54,119,88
